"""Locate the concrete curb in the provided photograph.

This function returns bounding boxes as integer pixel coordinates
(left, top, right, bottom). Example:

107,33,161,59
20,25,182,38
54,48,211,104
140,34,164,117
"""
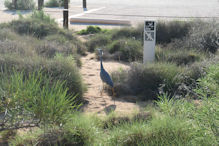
70,17,131,25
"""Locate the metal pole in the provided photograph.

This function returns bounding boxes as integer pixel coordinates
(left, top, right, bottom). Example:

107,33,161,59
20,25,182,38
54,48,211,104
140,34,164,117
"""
38,0,44,10
13,0,17,9
83,0,87,11
63,0,69,29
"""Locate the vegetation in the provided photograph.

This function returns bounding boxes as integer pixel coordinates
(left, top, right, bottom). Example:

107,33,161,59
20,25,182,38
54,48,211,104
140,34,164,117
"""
0,11,85,103
4,0,35,10
7,63,219,145
45,0,70,7
0,10,219,145
77,26,106,35
86,20,218,62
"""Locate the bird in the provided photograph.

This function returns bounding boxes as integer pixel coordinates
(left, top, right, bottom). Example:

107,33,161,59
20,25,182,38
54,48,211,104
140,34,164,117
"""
97,48,115,105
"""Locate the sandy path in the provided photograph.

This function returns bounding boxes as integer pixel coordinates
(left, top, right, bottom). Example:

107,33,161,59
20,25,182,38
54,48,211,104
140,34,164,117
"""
80,53,142,115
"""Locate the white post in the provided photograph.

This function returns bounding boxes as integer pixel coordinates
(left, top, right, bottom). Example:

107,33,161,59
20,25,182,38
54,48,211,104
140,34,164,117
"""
143,21,156,64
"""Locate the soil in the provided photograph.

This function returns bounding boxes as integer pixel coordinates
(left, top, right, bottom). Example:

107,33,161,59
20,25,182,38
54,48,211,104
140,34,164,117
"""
80,53,146,115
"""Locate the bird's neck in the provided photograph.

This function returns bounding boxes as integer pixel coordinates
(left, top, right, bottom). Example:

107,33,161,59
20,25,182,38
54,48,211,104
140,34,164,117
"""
100,56,103,69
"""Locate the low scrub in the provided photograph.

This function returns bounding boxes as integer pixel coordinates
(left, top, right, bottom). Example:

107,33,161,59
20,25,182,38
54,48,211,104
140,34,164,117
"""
78,26,105,35
45,0,70,7
112,63,182,100
87,20,218,63
8,14,58,38
0,70,79,129
156,21,191,44
86,33,111,52
10,113,102,145
105,38,143,61
106,116,195,146
4,0,35,10
0,54,85,101
155,46,206,65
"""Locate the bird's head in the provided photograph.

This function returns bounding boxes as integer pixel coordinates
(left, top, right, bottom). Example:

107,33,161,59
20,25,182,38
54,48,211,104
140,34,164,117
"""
97,48,103,56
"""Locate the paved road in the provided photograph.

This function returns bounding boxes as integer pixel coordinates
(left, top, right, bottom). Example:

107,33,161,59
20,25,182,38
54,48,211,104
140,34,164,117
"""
71,0,219,18
0,0,218,28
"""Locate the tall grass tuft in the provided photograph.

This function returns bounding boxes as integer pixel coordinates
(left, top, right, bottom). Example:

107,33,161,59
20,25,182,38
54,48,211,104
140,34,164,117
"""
0,70,79,126
106,116,196,146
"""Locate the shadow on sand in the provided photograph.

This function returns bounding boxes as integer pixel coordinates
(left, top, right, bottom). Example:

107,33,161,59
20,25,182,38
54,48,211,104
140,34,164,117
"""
103,104,116,115
3,10,32,15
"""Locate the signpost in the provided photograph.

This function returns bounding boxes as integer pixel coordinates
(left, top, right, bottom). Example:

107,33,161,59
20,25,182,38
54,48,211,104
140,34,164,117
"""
38,0,44,10
83,0,87,11
143,21,156,64
63,0,69,29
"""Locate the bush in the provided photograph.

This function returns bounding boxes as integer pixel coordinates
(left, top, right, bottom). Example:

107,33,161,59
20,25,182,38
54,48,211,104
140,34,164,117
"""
106,116,196,146
156,21,191,44
167,20,219,54
4,0,35,10
0,70,79,127
155,94,217,145
45,33,87,56
78,26,103,35
4,11,80,39
9,18,58,38
10,113,102,145
0,54,85,101
111,27,143,41
155,46,206,65
45,0,70,7
195,63,219,98
86,33,111,52
173,56,219,98
105,38,142,61
187,20,219,53
113,63,182,100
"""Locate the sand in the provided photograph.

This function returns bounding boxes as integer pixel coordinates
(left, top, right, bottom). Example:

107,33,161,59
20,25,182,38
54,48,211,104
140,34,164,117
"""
80,53,145,116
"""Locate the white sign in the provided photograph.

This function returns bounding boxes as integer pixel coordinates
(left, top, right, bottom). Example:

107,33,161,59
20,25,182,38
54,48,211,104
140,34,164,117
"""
143,21,156,64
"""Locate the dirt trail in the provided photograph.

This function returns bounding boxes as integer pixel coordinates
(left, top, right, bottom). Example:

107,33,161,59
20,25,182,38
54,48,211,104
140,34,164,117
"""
80,53,142,115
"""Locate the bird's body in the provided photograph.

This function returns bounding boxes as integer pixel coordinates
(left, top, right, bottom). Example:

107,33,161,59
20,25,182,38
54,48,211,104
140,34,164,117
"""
100,58,113,87
98,49,115,105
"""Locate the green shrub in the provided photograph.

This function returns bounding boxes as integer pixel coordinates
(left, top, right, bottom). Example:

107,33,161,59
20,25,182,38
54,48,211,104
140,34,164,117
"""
111,27,143,41
195,63,219,98
45,0,70,7
10,113,102,145
4,0,35,10
45,33,87,56
9,18,58,38
170,20,219,54
3,11,59,38
78,26,103,35
173,56,219,98
113,63,182,100
106,116,196,146
0,70,79,126
0,54,85,101
86,33,111,52
156,21,191,44
109,21,191,44
156,94,217,145
31,10,56,24
155,47,206,65
106,38,142,61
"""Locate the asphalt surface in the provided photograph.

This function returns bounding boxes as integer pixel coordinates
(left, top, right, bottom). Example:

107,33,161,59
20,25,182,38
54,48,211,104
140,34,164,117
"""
0,0,218,28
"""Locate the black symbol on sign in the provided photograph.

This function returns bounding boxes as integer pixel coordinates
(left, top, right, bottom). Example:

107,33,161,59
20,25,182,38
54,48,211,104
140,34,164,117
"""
145,21,154,31
145,32,154,41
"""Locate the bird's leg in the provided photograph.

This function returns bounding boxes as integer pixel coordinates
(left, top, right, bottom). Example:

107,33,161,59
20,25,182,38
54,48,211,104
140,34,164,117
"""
101,81,104,96
112,87,115,105
101,81,107,107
